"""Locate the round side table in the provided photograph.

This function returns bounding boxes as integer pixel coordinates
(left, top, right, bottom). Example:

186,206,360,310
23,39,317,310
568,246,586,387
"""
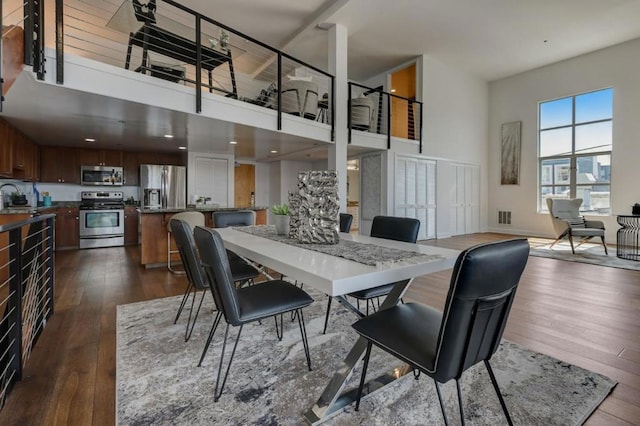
616,214,640,261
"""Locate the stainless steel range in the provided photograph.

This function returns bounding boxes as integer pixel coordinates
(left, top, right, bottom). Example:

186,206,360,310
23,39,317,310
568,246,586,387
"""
79,191,125,249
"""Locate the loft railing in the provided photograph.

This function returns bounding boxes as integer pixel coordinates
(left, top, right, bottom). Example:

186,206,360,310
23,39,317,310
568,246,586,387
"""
0,214,55,411
22,0,335,138
348,82,423,153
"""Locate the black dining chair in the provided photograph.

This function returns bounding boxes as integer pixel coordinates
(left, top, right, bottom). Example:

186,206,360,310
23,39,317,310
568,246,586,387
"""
352,238,530,425
193,226,314,401
323,215,420,334
339,213,354,233
213,210,261,287
170,218,210,341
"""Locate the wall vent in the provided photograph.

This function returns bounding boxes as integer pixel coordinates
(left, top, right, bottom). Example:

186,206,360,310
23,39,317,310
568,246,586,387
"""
498,210,512,225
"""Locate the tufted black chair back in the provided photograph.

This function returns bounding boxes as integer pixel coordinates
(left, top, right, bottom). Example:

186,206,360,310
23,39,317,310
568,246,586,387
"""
194,226,241,326
339,213,353,233
434,238,529,382
213,210,255,228
170,219,209,292
370,215,419,243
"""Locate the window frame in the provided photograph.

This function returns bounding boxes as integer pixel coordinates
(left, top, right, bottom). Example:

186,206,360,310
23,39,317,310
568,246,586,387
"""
538,88,613,215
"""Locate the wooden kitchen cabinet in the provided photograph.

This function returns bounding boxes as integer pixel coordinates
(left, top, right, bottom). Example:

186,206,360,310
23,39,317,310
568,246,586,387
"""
12,126,27,170
137,151,184,166
158,153,183,166
40,146,80,183
80,148,123,167
54,207,79,249
0,119,14,177
124,206,139,245
123,151,139,186
13,138,38,181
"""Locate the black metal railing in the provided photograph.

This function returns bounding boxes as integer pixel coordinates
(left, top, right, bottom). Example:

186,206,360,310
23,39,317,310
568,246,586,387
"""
348,82,423,153
23,0,335,139
0,214,55,411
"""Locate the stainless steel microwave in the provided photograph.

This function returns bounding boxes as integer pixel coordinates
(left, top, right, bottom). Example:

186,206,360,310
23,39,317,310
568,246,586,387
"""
81,165,124,186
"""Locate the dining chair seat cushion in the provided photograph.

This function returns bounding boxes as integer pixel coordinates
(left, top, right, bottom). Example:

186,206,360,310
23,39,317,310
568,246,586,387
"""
235,280,313,323
230,259,260,282
352,302,442,372
348,283,395,300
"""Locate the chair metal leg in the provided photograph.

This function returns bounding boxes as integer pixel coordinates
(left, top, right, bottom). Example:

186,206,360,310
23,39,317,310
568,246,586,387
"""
456,379,466,426
323,296,332,334
485,360,514,426
434,380,449,426
274,313,284,341
174,282,194,324
296,309,312,371
198,311,222,367
214,323,243,402
355,341,373,411
185,290,207,342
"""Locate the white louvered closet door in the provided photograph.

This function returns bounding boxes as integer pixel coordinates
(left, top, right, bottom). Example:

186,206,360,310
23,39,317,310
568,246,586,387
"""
395,156,436,240
451,163,480,236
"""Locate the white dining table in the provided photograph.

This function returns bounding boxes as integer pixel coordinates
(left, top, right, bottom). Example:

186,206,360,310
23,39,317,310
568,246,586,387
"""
215,227,460,424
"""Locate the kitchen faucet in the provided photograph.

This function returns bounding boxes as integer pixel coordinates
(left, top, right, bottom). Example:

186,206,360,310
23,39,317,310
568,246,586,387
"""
0,183,23,209
0,183,22,195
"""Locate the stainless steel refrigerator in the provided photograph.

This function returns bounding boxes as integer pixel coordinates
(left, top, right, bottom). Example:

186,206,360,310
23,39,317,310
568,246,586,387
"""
139,164,187,209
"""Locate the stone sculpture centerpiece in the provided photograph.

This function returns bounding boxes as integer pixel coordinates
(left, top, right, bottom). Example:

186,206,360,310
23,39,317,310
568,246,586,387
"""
297,170,340,244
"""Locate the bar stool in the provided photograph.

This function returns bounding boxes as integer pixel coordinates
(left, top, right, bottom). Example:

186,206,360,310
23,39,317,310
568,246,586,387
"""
167,211,205,274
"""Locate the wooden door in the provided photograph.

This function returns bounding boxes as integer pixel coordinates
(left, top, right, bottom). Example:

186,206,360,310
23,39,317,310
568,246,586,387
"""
390,64,416,139
234,164,255,207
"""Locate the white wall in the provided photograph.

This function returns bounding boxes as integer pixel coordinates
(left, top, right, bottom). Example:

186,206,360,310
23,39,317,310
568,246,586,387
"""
355,55,490,237
488,38,640,242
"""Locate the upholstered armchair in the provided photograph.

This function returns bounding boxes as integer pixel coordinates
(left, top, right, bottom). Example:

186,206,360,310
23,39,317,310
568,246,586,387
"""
546,198,608,255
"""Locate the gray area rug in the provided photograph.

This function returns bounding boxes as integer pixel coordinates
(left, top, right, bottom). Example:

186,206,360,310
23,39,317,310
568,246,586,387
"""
117,289,616,425
529,241,640,271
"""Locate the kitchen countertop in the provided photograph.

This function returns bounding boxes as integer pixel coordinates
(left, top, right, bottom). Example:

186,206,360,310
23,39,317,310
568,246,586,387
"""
0,202,82,214
139,206,269,214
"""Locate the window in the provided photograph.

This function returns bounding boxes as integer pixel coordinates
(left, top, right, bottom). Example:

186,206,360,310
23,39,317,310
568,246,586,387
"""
538,88,612,214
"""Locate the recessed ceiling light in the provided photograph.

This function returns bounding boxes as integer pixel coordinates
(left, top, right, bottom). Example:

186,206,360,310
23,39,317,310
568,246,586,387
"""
270,150,278,154
390,89,397,93
229,141,238,145
178,146,187,150
85,138,95,142
164,134,174,138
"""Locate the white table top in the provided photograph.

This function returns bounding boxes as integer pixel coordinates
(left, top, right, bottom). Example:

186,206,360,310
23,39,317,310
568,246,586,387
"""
215,228,459,296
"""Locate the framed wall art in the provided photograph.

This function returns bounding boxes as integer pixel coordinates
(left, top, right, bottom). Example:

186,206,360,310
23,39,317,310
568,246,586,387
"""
501,121,522,185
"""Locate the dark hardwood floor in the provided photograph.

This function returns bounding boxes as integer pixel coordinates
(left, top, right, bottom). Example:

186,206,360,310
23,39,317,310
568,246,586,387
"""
0,233,638,425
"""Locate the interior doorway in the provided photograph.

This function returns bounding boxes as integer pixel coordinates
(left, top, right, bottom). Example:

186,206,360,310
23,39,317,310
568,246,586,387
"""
390,63,416,139
347,159,360,231
234,163,255,207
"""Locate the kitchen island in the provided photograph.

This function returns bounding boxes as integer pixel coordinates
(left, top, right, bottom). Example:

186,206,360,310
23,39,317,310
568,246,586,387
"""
139,206,268,267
